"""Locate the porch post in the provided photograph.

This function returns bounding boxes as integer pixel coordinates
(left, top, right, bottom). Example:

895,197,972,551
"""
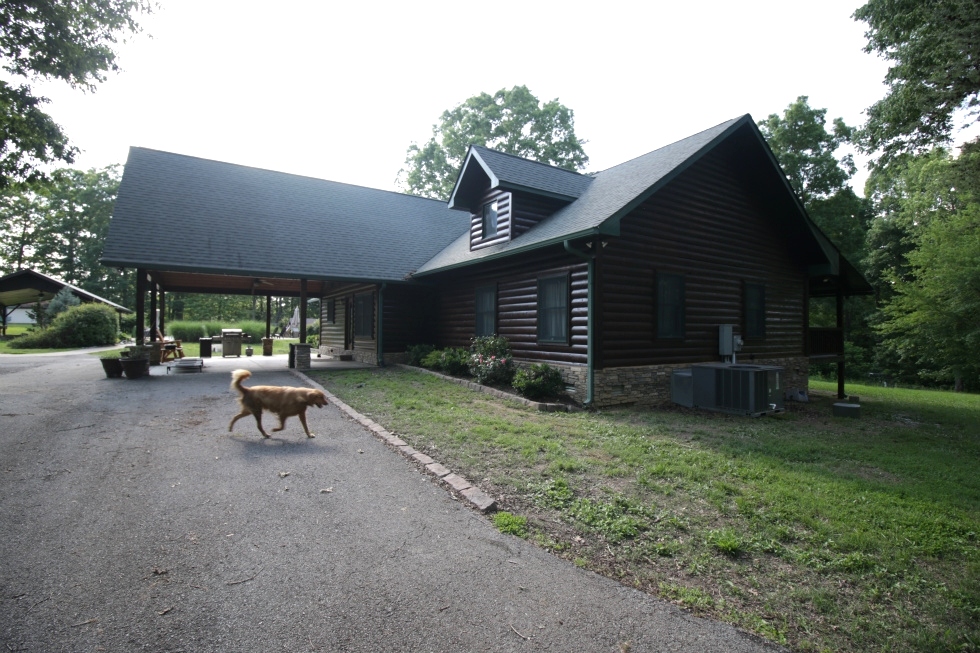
299,279,307,344
836,286,845,399
135,268,146,344
265,294,272,338
149,282,158,341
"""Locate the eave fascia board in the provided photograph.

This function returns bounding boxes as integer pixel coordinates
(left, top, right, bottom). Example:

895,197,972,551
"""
99,257,411,286
412,226,608,278
496,181,581,203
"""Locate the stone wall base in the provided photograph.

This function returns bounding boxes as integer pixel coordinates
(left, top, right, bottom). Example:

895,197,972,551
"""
524,357,810,409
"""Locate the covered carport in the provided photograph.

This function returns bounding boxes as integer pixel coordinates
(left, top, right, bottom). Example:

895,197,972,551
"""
0,268,131,336
100,146,469,361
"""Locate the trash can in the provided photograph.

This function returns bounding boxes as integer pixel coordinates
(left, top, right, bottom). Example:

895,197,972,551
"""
199,337,212,358
222,329,242,357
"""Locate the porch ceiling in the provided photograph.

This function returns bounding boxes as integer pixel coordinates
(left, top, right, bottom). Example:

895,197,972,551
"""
145,270,332,298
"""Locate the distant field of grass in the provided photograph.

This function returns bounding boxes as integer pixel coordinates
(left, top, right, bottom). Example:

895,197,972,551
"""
305,368,980,653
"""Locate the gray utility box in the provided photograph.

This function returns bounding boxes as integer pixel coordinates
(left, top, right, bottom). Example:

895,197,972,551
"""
221,329,242,358
671,369,694,408
690,363,784,416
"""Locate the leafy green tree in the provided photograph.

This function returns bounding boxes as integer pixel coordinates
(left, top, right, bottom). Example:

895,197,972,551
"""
876,202,980,391
854,0,980,162
0,0,152,189
31,166,120,292
399,85,589,200
0,186,45,272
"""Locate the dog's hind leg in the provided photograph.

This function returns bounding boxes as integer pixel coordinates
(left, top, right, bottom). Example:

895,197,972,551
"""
298,412,315,438
271,415,288,433
251,410,271,438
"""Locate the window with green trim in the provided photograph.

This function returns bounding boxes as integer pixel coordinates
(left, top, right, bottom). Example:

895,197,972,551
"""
744,282,766,339
537,274,569,344
656,272,685,339
354,292,374,338
482,200,498,239
475,284,497,337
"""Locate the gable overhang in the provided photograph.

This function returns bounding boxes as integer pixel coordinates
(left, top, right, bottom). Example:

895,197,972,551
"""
447,147,495,211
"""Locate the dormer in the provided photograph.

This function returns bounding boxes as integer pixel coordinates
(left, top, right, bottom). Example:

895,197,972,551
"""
447,146,593,252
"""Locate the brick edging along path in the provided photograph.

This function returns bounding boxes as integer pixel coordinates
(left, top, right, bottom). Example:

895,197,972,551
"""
291,369,498,513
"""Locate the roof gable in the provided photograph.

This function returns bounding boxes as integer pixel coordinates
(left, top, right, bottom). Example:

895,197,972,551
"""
447,146,592,211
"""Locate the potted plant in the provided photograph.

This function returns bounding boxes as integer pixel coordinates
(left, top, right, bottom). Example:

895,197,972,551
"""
120,344,151,379
100,354,124,378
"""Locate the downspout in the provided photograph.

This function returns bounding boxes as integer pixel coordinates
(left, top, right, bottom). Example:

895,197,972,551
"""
563,240,595,406
377,283,386,367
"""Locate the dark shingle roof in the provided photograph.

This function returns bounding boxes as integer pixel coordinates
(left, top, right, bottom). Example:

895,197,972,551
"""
103,148,469,282
468,146,593,199
418,116,746,274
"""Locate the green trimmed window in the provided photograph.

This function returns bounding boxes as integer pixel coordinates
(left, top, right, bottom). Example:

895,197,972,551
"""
537,274,569,344
482,201,498,239
475,284,497,337
744,282,766,339
656,272,685,339
354,292,374,338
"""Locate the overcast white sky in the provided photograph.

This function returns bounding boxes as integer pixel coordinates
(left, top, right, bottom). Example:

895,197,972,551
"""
33,0,896,194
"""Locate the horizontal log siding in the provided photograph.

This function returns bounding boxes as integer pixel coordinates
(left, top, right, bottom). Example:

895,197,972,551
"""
381,285,437,354
319,283,378,363
597,146,807,368
470,190,511,250
320,296,346,354
429,247,589,365
510,192,572,238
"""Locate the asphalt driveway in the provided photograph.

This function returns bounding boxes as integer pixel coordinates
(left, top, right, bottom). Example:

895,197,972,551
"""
0,351,782,652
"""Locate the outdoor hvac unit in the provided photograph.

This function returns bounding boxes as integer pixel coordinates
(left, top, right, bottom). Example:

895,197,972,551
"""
689,363,784,415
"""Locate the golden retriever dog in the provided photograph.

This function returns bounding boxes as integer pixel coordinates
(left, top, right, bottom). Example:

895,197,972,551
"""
228,369,328,438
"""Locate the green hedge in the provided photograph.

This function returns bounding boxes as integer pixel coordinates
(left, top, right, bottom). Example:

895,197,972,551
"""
13,304,119,348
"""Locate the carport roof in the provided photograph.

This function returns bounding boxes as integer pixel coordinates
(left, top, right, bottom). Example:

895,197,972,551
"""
0,269,131,312
102,148,470,284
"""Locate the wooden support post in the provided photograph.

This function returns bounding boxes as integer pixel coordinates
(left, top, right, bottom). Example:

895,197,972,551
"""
265,294,272,338
135,269,146,344
836,286,845,399
299,279,307,344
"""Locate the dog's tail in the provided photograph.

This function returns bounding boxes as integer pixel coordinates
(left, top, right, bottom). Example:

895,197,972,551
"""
230,369,251,396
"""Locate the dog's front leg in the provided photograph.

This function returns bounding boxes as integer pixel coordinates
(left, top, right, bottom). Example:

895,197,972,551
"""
253,411,270,438
298,412,315,438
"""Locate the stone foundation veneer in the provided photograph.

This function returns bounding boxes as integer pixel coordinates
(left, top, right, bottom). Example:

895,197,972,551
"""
528,357,811,409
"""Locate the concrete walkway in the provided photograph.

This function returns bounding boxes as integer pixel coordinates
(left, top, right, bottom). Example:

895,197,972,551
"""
0,350,783,652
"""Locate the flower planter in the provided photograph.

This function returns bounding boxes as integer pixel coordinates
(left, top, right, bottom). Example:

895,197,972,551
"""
100,357,124,378
120,357,148,379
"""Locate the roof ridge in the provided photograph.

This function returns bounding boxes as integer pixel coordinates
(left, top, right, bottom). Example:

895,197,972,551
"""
470,144,590,177
594,115,749,175
127,147,448,206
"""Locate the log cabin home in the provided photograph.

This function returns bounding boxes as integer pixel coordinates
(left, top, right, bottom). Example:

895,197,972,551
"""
103,114,870,408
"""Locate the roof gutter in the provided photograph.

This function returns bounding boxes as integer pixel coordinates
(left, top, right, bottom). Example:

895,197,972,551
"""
563,240,595,407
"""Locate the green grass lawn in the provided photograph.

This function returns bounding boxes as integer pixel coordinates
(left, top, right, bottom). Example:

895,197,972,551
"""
304,368,980,653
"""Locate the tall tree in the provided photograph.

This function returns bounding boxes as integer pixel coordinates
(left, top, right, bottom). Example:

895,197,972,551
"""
758,97,870,262
0,0,152,189
854,0,980,162
0,185,44,271
399,85,588,201
31,166,119,290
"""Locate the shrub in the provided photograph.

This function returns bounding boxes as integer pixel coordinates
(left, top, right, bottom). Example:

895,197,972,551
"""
512,363,566,400
406,344,435,366
204,322,224,337
421,347,470,376
234,321,267,344
307,320,320,348
168,321,207,342
13,303,118,348
469,335,514,385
